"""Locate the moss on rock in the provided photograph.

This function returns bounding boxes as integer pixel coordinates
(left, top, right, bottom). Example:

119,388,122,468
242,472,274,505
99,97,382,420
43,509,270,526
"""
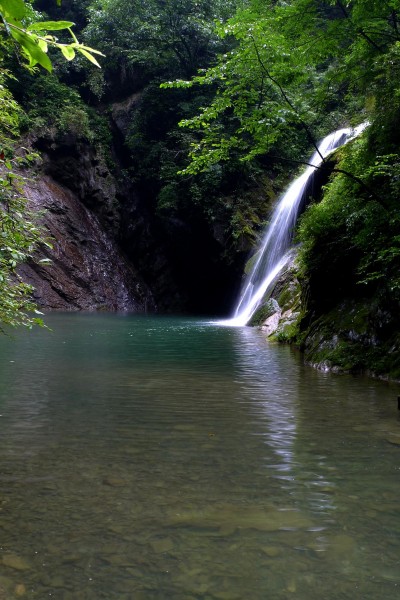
249,298,280,327
300,298,400,379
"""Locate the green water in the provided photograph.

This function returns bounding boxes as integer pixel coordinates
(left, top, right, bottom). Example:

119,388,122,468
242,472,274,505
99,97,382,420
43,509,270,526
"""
0,314,399,600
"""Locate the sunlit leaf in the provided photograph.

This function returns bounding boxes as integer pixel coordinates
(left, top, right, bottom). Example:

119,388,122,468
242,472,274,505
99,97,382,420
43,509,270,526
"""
10,28,52,71
60,44,75,60
78,45,105,56
27,20,75,32
0,0,26,20
77,47,101,67
37,38,48,53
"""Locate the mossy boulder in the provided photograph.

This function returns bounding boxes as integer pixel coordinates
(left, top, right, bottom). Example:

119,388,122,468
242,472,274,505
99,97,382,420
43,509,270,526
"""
272,311,301,343
248,254,303,340
272,263,301,313
249,298,280,327
300,298,400,378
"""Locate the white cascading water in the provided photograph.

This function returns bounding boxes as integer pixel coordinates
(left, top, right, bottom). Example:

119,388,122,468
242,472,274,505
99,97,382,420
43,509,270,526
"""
222,123,368,327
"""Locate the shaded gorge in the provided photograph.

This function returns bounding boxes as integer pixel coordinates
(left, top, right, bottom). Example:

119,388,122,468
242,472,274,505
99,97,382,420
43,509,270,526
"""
0,314,399,599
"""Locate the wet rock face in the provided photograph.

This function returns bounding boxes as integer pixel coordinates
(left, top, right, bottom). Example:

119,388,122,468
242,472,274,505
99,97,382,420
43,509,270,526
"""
29,129,185,312
29,123,241,316
299,298,400,378
34,134,120,235
20,176,155,312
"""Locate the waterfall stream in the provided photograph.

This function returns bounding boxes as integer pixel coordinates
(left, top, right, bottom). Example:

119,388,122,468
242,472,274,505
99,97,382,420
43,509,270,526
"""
223,123,368,327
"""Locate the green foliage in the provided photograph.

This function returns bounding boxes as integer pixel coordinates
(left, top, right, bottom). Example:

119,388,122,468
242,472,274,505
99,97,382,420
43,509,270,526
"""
236,4,400,374
0,67,47,330
273,322,299,345
297,128,400,324
120,80,274,256
162,7,315,173
163,0,400,174
16,71,112,154
0,0,104,330
0,0,104,71
83,0,275,259
85,0,237,82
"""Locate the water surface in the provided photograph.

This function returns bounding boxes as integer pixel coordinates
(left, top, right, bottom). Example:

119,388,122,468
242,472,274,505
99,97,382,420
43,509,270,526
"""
0,314,399,599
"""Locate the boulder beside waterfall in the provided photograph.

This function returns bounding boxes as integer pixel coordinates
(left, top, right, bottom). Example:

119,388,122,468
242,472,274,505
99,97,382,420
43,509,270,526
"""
248,256,302,342
249,252,400,380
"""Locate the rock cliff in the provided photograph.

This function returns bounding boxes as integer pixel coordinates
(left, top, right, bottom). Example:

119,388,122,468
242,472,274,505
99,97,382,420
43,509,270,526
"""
20,175,155,312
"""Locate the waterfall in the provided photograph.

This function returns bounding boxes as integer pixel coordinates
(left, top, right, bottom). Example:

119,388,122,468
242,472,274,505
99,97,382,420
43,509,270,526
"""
223,123,368,327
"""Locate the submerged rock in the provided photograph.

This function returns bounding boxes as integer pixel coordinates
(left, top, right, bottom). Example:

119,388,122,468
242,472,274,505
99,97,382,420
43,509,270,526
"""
2,554,31,571
386,434,400,446
150,538,174,554
102,476,127,487
168,504,313,532
14,583,26,597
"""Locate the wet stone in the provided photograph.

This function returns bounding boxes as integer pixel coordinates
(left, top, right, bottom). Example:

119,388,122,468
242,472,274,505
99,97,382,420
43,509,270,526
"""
286,578,297,593
0,585,9,600
103,554,136,567
326,534,356,559
14,583,27,597
0,577,13,594
219,525,236,536
213,591,242,599
320,486,336,494
2,554,31,571
62,554,82,564
129,592,148,600
125,567,145,577
102,477,127,487
150,538,174,554
386,434,400,446
188,582,210,594
261,546,281,557
47,576,65,588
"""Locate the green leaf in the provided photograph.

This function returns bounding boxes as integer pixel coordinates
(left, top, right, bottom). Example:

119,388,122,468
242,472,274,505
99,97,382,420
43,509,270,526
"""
10,28,52,71
27,20,75,32
0,0,26,20
75,44,105,56
60,44,75,60
77,47,101,67
68,27,78,44
37,38,48,53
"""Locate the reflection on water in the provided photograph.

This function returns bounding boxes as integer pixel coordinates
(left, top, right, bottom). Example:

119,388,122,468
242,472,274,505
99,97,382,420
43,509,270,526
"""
0,314,399,599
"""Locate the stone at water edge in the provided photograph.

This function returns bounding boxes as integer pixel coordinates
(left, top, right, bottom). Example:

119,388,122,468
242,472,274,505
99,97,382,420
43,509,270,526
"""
1,555,31,571
261,311,281,336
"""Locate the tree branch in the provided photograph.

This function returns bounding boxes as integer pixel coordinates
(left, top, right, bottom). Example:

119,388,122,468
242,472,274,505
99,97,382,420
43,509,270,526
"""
249,35,324,162
336,0,384,52
269,155,380,202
